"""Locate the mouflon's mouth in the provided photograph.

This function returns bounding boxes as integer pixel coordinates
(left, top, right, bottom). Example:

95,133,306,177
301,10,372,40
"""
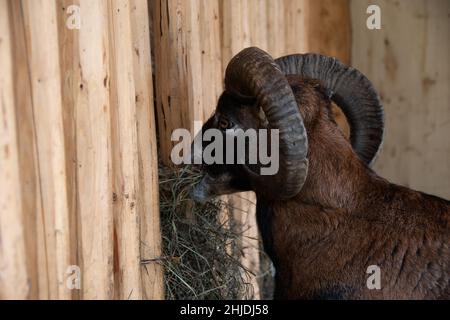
191,174,213,204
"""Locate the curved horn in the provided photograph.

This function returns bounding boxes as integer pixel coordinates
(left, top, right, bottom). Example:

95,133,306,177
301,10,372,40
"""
224,47,308,199
275,54,384,166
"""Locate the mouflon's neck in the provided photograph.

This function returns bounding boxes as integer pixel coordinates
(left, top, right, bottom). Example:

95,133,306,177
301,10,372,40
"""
295,117,386,211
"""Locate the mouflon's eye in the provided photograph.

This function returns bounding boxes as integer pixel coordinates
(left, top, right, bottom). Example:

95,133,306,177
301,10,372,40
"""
218,117,232,130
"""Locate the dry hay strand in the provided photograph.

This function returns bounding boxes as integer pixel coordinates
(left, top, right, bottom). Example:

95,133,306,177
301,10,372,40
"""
157,165,272,300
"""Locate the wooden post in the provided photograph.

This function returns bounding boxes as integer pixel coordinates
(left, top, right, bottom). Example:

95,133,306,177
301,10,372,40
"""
0,0,29,300
109,0,149,300
306,0,351,135
151,0,191,165
220,0,251,73
68,0,115,299
21,0,72,300
151,0,222,165
284,0,309,54
266,0,286,57
282,0,351,61
130,0,165,300
220,0,262,300
8,0,46,299
188,0,223,122
56,0,80,300
307,0,351,63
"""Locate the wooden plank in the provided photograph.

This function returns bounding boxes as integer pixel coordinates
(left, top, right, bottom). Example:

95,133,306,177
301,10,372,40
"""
267,0,286,57
306,0,351,135
307,0,351,64
282,0,351,60
351,0,450,198
151,0,223,164
129,0,165,300
72,0,115,299
8,0,46,299
220,0,251,73
151,0,190,164
193,0,223,121
108,0,142,300
0,0,29,299
248,0,268,51
284,0,309,54
21,0,72,299
220,0,260,300
412,0,450,198
56,0,81,300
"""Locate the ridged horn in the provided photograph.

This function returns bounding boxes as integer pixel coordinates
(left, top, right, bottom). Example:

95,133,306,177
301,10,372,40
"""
224,47,308,199
275,54,384,165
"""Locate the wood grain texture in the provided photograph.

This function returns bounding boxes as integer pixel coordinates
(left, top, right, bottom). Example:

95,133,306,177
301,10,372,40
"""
307,0,351,64
151,0,223,165
109,0,143,300
284,0,309,54
2,0,163,300
22,0,72,299
351,0,450,198
8,0,45,299
56,0,80,301
0,0,29,299
151,0,190,165
266,0,286,57
73,0,115,299
129,0,164,300
220,0,261,299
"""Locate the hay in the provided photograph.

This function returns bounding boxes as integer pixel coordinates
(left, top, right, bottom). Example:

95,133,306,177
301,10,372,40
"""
157,165,272,300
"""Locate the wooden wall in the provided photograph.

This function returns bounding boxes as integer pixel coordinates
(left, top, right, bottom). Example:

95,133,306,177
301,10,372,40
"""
0,0,163,300
351,0,450,198
151,0,351,164
150,0,351,299
1,0,353,299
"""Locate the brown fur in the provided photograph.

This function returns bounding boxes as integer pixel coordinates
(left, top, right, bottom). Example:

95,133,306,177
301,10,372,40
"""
267,76,450,299
196,75,450,299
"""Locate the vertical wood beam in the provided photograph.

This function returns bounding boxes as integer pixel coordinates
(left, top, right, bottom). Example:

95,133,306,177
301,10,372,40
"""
151,0,223,165
22,0,72,299
72,0,115,299
8,0,45,299
0,0,29,300
130,0,165,300
109,0,143,300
